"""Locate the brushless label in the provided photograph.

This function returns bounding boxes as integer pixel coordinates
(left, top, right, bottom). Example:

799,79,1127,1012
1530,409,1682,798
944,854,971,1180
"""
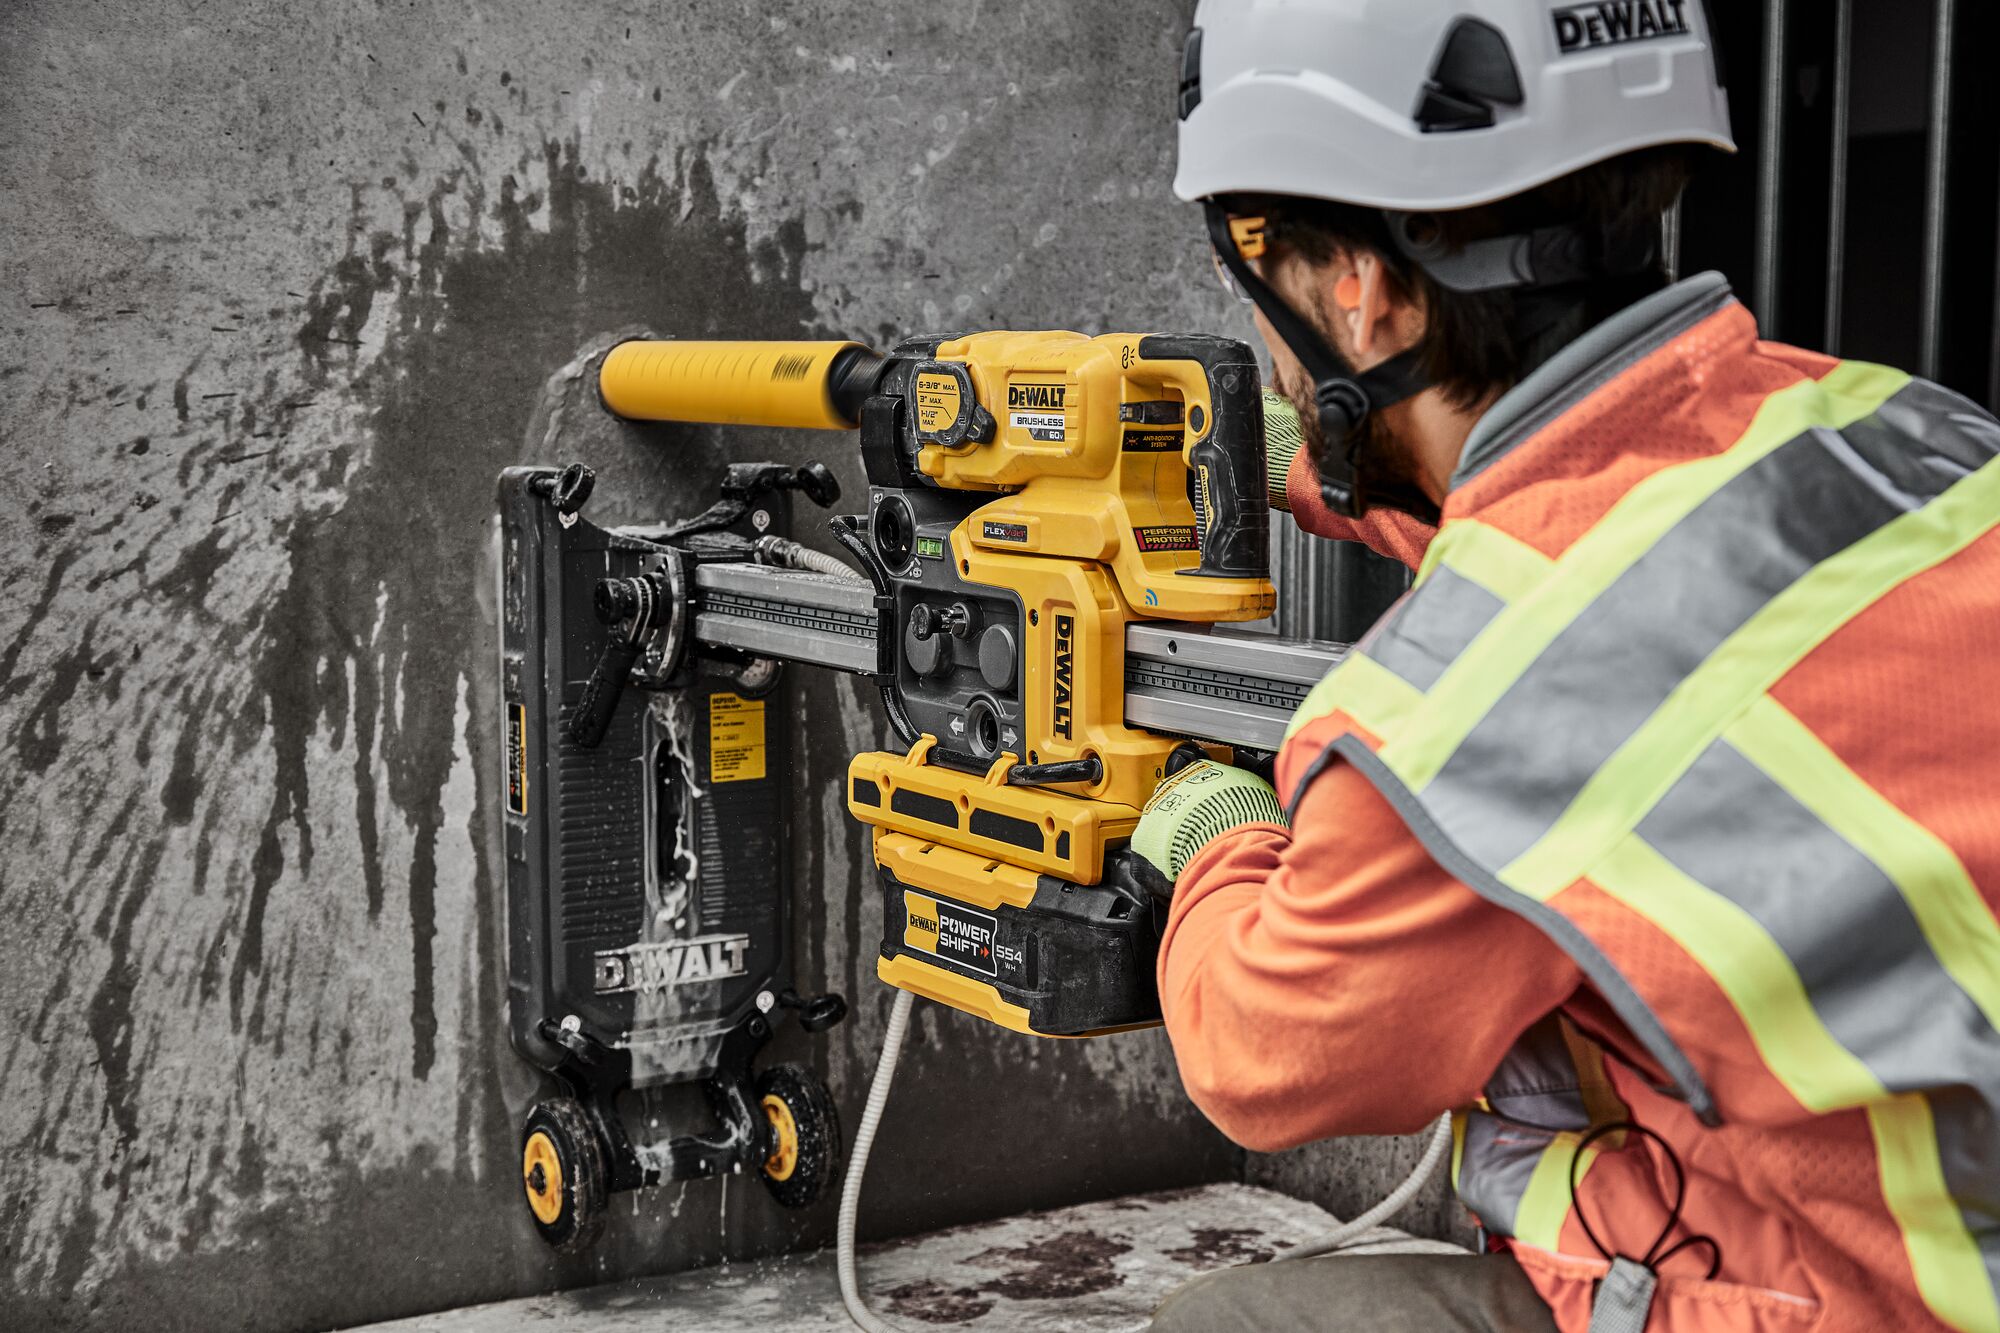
915,370,963,435
708,692,766,783
982,520,1028,543
506,704,528,815
1007,382,1067,442
1051,612,1075,739
593,934,751,993
1135,524,1199,553
903,891,998,977
1121,427,1181,453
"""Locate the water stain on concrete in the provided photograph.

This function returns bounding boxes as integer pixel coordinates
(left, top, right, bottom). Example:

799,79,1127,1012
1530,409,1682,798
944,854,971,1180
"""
9,124,837,1330
963,1229,1132,1301
1162,1225,1279,1270
881,1278,997,1325
233,135,823,1079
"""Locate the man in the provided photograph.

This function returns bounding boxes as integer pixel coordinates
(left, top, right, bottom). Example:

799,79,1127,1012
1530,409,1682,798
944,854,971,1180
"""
1131,3,2000,1330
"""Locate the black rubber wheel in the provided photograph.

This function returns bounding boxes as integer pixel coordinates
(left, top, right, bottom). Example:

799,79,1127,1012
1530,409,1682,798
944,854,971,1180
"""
756,1062,841,1209
520,1097,607,1251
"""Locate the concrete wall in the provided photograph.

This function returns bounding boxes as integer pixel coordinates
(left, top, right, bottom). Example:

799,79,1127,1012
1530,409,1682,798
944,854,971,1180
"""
0,1,1450,1329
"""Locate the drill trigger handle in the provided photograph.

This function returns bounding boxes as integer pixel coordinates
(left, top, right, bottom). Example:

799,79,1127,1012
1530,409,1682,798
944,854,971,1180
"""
1133,335,1271,581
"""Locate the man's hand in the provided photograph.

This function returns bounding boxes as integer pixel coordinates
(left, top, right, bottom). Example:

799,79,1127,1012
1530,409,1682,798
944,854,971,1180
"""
1131,759,1288,881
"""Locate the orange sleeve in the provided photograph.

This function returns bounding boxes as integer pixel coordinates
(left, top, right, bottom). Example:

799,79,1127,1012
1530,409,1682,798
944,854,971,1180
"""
1283,444,1437,569
1155,758,1583,1151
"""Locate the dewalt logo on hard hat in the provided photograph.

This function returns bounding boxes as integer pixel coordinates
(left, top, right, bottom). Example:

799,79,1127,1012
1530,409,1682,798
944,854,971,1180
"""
1551,0,1691,53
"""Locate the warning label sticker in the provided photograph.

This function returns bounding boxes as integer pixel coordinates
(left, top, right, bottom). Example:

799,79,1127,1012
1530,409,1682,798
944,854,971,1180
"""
1135,524,1199,553
1009,410,1066,442
1121,427,1181,453
507,704,528,815
708,692,766,783
903,891,998,977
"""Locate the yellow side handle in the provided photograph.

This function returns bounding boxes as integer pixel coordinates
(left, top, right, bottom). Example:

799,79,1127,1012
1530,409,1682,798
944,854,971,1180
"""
599,339,866,430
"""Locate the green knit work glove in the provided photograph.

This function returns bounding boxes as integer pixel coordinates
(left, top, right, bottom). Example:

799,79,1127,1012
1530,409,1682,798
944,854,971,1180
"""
1263,388,1305,514
1130,760,1288,881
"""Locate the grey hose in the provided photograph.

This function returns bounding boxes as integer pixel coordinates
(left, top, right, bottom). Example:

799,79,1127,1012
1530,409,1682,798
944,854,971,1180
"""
1276,1112,1454,1261
755,534,862,581
837,988,918,1333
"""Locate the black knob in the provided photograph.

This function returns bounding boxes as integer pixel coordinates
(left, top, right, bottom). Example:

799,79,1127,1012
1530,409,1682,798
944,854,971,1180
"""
799,993,847,1033
791,462,841,508
531,462,596,518
910,602,972,641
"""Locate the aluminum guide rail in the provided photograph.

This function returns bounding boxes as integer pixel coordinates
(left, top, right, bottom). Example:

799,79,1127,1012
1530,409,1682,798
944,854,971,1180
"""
693,563,881,676
689,562,1348,753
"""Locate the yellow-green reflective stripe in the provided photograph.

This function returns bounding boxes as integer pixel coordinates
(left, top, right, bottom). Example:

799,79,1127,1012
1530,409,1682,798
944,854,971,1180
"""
1451,1108,1467,1192
1418,519,1553,603
1381,361,1908,794
1501,445,2000,896
1869,1095,2000,1333
1284,652,1423,742
1729,695,2000,1039
1589,835,1883,1112
1514,1133,1595,1251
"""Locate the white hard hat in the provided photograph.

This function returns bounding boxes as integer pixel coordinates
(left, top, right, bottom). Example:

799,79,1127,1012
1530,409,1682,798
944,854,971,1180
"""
1174,0,1735,211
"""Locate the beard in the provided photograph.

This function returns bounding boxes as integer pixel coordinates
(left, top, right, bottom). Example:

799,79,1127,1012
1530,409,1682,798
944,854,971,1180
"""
1269,356,1429,519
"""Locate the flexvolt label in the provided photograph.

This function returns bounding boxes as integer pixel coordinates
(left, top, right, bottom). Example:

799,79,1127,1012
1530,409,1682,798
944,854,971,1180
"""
1007,382,1067,442
903,891,998,977
593,935,751,993
1052,612,1075,739
1551,0,1689,53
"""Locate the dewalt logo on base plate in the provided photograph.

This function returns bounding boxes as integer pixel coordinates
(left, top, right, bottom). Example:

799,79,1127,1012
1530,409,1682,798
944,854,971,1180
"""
593,935,751,994
904,891,998,977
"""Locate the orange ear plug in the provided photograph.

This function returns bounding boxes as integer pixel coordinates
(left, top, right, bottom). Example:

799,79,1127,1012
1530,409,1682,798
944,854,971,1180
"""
1334,275,1362,309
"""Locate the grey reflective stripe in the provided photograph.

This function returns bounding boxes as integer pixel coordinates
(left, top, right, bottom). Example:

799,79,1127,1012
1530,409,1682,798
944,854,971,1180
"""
1423,378,2000,874
1363,566,1505,693
1457,1022,1593,1239
1484,1014,1594,1131
1639,737,2000,1297
1454,272,1734,487
1457,1111,1547,1237
1333,734,1718,1124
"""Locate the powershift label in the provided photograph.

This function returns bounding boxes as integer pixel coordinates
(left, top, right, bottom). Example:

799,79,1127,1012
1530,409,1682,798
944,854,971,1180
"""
903,891,998,977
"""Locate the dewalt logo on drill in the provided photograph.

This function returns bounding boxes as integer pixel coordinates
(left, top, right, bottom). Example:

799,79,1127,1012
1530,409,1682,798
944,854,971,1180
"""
1051,613,1075,739
1007,382,1067,442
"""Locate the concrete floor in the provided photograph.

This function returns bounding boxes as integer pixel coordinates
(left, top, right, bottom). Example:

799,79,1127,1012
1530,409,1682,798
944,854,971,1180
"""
347,1185,1465,1332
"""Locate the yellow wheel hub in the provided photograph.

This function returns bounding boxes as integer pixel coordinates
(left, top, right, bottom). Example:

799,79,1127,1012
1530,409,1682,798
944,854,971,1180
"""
523,1130,565,1225
762,1094,800,1182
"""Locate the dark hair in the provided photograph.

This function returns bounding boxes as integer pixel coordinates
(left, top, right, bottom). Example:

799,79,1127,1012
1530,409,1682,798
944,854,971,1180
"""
1226,146,1697,409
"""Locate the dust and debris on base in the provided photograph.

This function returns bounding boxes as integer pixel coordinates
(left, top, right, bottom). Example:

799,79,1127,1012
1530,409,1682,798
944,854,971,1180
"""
345,1185,1463,1332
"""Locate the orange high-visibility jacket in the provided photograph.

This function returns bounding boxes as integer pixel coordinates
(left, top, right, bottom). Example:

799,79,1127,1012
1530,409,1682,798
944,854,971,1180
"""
1161,272,2000,1332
